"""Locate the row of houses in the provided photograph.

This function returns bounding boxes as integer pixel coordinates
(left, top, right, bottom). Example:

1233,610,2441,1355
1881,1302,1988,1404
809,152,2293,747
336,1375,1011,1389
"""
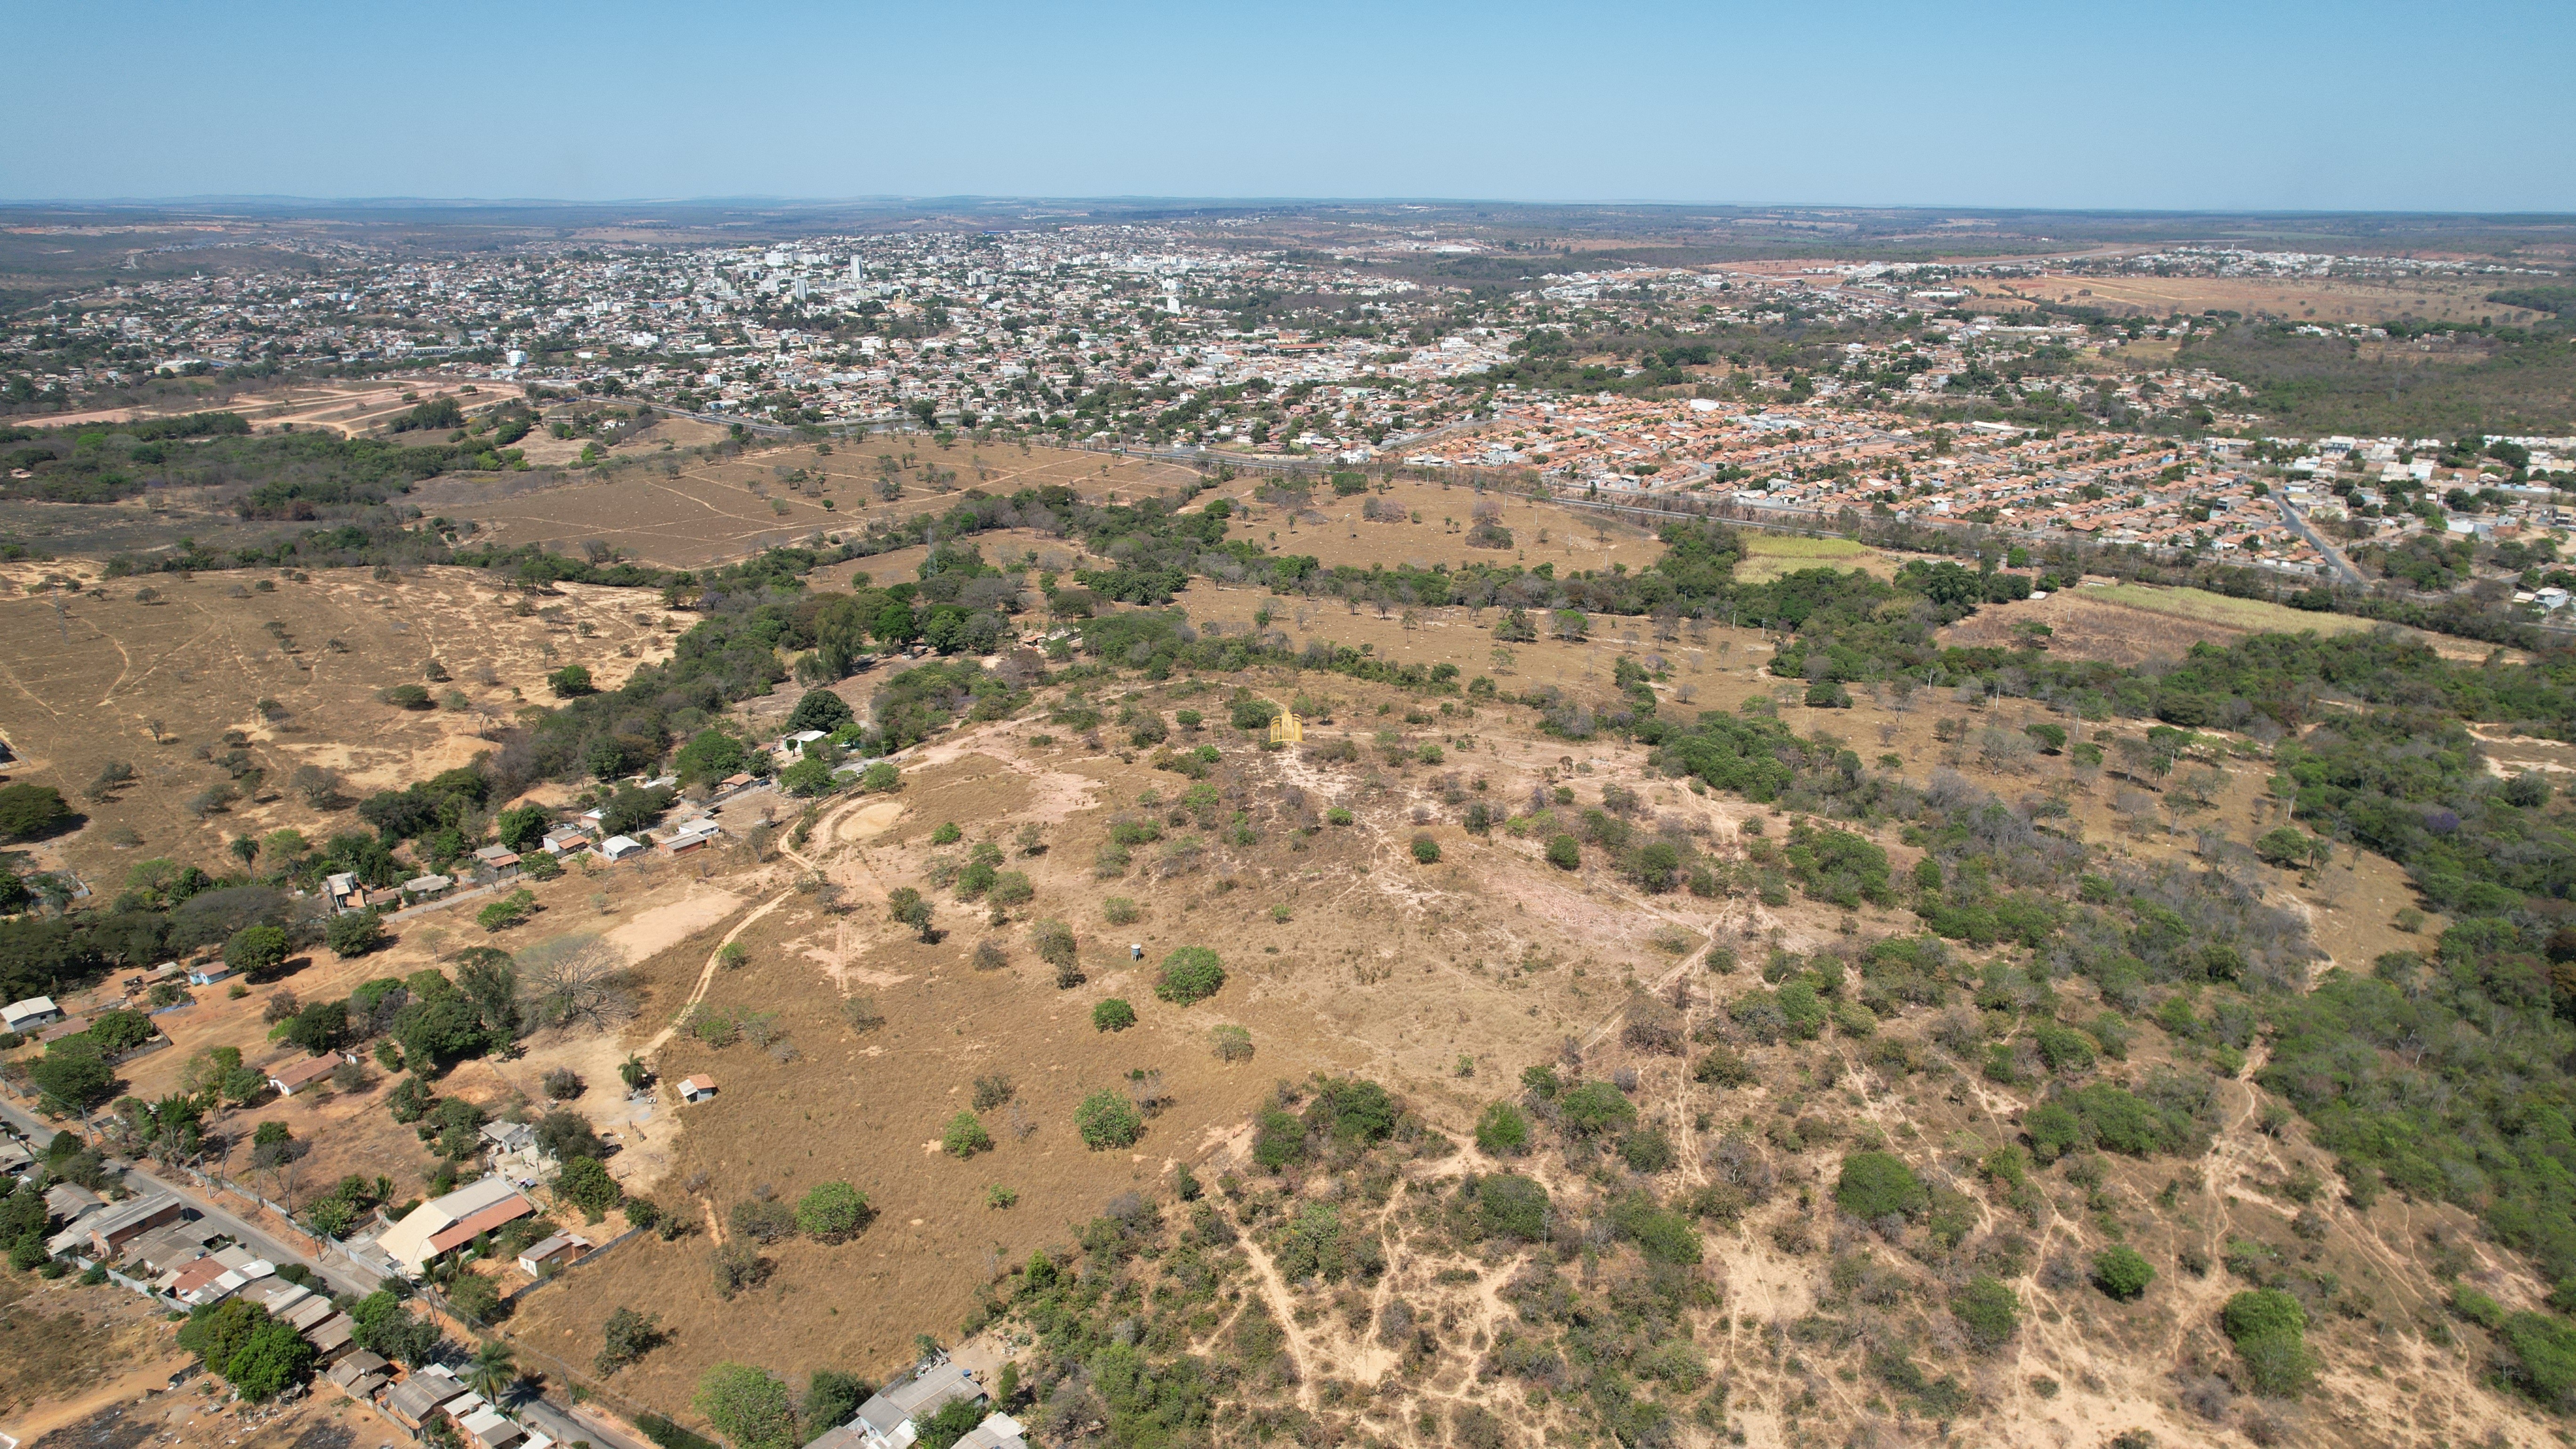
324,803,740,916
37,1187,366,1361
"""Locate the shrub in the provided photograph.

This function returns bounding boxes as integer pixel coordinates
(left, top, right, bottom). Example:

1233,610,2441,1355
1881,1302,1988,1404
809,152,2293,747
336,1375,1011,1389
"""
1410,835,1441,864
1475,1101,1530,1156
1325,807,1354,826
1835,1151,1928,1222
1557,1081,1637,1138
858,761,900,793
596,1307,665,1374
1075,1089,1144,1150
1155,946,1225,1005
476,889,537,933
1621,1127,1677,1173
1211,1024,1254,1062
379,684,434,710
1092,998,1137,1031
1951,1276,2021,1351
1033,918,1081,987
2093,1245,2156,1301
1103,896,1141,925
1474,1173,1551,1241
1546,834,1581,869
2222,1289,2307,1344
942,1111,992,1157
2222,1289,2315,1398
1693,1047,1756,1087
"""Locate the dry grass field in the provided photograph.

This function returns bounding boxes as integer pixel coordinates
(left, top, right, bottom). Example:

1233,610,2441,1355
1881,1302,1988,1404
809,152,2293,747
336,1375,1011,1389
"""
1938,580,2517,668
1988,270,2547,325
480,636,2510,1447
425,435,1201,571
0,564,672,889
7,451,2565,1449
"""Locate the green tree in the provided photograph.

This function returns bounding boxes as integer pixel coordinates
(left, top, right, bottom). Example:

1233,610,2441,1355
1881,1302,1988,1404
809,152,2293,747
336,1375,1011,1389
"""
669,722,752,779
1555,1081,1636,1138
787,689,855,734
555,1157,623,1220
2093,1245,2156,1301
1155,946,1225,1005
324,909,388,958
1546,834,1581,869
547,664,595,698
465,1339,516,1400
886,887,935,942
1092,998,1136,1031
224,925,290,978
801,1369,870,1433
0,783,72,841
30,1037,116,1111
794,1181,871,1242
1074,1090,1144,1150
694,1363,801,1449
497,804,553,852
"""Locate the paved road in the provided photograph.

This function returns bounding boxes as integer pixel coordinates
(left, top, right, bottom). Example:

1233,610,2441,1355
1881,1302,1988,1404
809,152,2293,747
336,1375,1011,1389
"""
507,1391,652,1449
2271,495,2367,587
0,1095,380,1298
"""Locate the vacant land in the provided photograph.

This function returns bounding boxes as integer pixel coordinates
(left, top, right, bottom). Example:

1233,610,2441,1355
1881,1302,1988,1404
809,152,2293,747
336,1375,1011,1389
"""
427,435,1201,570
1991,270,2544,326
0,565,671,888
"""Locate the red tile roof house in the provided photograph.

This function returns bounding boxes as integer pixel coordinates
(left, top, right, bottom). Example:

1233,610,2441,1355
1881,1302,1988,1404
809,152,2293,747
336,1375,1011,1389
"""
677,1075,717,1103
266,1054,342,1096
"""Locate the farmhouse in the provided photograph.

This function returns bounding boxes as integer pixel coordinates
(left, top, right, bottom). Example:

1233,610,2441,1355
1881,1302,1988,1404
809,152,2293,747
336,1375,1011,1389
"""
677,1074,717,1103
2,995,64,1033
266,1054,341,1096
186,964,234,987
376,1176,539,1274
601,835,646,861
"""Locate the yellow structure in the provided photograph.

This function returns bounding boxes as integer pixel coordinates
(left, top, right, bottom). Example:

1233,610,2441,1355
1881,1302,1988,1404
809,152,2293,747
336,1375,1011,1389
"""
1267,707,1303,746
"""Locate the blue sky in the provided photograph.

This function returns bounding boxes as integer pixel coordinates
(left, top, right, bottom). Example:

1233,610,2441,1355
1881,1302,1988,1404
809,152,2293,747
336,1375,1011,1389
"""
7,0,2571,210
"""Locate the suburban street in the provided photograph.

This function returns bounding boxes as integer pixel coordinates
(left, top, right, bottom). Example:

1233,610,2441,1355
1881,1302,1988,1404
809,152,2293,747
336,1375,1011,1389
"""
0,1093,381,1298
2271,493,2368,587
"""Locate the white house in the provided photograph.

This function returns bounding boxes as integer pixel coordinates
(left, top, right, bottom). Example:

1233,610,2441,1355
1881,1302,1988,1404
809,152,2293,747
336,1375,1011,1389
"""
2,996,64,1034
601,835,646,861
